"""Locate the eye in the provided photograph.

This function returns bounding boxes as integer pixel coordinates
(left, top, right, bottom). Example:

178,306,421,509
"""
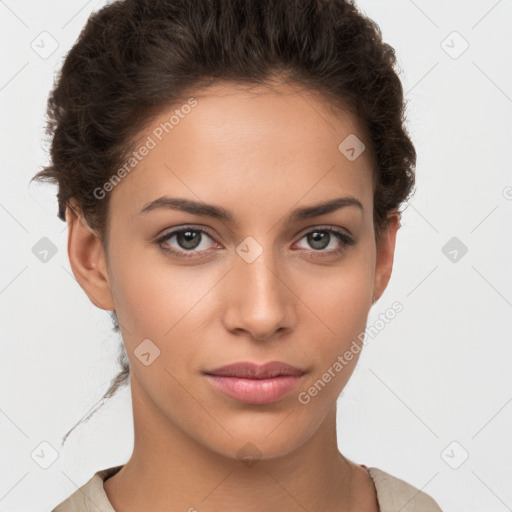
294,227,355,257
155,226,219,259
155,225,355,260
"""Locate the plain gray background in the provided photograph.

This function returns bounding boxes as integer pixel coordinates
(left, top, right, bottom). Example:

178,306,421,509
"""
1,1,511,510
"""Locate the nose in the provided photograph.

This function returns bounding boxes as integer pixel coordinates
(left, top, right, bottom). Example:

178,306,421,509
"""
222,246,296,342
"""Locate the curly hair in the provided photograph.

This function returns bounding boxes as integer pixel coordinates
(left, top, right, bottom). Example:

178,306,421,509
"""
31,0,416,446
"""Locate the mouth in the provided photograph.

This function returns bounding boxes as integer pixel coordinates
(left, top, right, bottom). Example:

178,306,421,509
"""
203,361,306,404
204,360,305,378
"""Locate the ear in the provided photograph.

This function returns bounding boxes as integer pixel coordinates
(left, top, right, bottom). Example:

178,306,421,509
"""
372,211,399,304
65,199,115,311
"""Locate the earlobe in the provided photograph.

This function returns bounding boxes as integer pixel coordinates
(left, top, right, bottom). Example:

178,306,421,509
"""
65,199,115,311
372,212,399,304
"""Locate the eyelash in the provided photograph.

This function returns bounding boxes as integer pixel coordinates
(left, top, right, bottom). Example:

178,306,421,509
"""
155,225,355,260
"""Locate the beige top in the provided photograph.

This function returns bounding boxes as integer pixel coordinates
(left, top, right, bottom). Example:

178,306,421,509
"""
52,464,443,511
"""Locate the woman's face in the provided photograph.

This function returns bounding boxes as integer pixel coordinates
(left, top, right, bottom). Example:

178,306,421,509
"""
79,81,397,461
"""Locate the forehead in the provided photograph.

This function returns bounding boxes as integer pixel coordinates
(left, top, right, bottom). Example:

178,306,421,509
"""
108,81,375,223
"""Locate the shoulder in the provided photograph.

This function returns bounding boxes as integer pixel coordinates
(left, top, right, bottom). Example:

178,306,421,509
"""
51,465,123,512
366,466,443,512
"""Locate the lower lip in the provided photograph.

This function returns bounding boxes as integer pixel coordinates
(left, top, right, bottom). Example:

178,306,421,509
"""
204,374,303,404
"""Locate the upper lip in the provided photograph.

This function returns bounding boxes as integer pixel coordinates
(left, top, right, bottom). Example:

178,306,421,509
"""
204,361,305,379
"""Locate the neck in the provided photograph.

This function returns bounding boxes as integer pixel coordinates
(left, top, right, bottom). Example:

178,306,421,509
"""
104,379,368,512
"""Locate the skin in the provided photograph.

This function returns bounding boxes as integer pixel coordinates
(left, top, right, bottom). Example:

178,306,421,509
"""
66,80,398,512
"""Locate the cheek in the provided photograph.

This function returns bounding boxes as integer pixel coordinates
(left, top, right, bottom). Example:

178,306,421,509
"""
305,248,375,336
108,247,221,371
110,243,199,331
297,250,375,390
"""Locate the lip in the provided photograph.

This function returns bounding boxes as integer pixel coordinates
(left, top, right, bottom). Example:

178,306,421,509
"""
204,361,305,379
203,361,306,404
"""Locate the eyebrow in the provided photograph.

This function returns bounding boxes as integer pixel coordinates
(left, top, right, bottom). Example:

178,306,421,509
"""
139,195,363,223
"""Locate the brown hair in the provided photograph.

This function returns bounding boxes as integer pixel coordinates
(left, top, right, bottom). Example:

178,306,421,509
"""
31,0,416,445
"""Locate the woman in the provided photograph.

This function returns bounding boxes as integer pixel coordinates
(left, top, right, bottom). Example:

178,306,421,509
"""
33,0,444,510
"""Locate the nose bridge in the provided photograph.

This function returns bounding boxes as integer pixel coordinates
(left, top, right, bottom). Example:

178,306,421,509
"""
224,236,294,340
